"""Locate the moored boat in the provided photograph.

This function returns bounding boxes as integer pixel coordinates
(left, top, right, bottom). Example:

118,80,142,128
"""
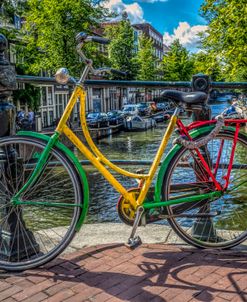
124,115,156,131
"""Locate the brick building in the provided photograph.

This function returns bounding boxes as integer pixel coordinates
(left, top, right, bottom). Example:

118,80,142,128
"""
132,23,164,61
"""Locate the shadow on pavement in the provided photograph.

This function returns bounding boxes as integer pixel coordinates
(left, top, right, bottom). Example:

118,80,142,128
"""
15,243,247,302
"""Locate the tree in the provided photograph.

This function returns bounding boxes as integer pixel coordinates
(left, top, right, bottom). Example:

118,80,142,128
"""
105,14,136,80
20,0,109,76
0,0,27,39
136,34,158,81
192,51,225,81
162,39,194,81
200,0,247,81
13,83,40,111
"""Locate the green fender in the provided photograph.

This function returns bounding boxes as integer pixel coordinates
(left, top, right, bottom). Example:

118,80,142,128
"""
154,125,245,203
17,131,89,231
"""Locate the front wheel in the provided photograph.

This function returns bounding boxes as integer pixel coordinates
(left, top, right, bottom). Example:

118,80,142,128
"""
0,136,84,271
162,130,247,249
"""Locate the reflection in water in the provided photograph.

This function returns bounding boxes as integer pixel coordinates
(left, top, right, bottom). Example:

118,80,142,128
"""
80,101,247,225
82,125,174,223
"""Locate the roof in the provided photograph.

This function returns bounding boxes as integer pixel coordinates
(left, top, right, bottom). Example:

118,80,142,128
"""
132,23,163,39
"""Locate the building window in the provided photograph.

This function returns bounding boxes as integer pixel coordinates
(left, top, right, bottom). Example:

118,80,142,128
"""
49,110,54,126
14,15,21,29
43,111,48,128
134,31,138,41
47,86,53,105
9,44,16,64
42,87,47,106
41,86,54,107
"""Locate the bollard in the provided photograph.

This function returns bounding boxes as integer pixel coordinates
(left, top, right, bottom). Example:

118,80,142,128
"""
0,34,39,261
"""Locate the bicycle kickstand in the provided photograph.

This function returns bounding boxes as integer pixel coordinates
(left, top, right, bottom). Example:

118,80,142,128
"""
125,206,144,249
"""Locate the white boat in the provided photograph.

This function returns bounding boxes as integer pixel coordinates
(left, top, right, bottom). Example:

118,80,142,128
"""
124,115,156,131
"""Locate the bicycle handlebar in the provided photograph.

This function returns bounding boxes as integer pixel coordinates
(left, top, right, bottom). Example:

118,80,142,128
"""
94,67,127,77
75,32,125,83
76,32,109,45
87,36,110,44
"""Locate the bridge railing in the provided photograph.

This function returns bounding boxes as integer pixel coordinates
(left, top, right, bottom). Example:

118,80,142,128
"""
16,74,247,90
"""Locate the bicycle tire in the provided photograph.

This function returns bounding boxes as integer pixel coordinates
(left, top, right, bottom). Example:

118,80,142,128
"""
161,129,247,249
0,136,84,271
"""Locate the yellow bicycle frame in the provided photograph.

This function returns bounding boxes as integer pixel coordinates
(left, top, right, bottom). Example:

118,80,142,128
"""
56,85,177,208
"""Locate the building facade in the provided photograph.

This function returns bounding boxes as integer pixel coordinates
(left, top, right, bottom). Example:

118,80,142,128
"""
1,7,167,129
132,23,164,61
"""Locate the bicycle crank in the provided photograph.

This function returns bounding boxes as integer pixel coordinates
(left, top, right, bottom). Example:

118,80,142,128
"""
117,187,162,226
117,188,140,226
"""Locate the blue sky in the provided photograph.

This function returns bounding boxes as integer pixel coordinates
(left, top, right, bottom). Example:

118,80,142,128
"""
124,0,206,33
104,0,208,51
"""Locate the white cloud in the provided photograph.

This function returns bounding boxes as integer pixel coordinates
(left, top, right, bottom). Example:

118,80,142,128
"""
163,22,208,52
104,0,144,24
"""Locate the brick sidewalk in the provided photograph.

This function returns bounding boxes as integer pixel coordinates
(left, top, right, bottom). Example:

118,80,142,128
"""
0,244,247,302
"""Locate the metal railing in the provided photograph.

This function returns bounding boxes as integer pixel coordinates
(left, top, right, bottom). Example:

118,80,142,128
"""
16,75,247,89
24,159,247,170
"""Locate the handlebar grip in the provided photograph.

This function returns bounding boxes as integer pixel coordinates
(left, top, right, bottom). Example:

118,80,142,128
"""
76,33,110,45
110,68,127,76
87,36,110,44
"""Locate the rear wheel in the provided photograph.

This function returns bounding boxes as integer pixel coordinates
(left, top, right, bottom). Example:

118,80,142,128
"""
0,136,83,271
162,130,247,249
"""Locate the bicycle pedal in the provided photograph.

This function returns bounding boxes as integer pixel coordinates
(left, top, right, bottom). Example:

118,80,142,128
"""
125,236,142,249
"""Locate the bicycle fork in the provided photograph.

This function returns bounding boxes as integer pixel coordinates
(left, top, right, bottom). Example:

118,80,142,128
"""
11,132,60,205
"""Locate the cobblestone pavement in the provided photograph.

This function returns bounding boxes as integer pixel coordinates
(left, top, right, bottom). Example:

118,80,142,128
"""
0,244,247,302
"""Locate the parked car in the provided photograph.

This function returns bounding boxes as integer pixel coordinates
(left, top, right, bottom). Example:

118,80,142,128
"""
136,103,151,116
156,102,170,112
122,104,139,116
107,110,124,125
86,112,109,128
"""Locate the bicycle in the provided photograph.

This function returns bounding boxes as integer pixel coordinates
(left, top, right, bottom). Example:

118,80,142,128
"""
0,33,246,271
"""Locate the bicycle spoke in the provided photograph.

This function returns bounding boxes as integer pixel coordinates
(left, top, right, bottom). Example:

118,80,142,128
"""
164,131,247,249
0,137,82,271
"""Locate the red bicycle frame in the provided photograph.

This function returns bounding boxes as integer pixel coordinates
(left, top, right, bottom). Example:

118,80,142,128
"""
176,118,247,191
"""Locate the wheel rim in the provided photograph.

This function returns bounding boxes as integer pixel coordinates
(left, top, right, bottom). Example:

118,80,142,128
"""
164,133,247,248
0,137,81,270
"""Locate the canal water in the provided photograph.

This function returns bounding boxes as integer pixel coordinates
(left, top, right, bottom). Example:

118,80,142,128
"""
82,101,231,223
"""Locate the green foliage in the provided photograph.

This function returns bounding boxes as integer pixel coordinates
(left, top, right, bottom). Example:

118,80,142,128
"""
1,0,27,15
162,40,194,81
136,34,158,81
105,17,136,80
20,0,109,76
13,83,41,111
200,0,247,81
0,1,27,40
1,0,15,20
192,51,225,81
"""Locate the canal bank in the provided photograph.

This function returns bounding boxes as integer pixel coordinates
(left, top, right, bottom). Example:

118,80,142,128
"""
63,222,247,255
